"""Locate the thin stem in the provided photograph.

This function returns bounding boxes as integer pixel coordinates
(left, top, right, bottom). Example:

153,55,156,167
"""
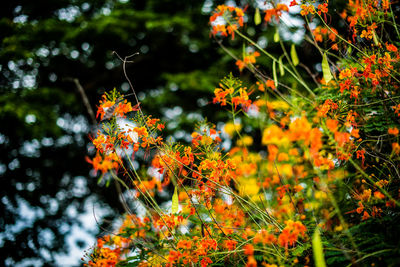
230,26,316,98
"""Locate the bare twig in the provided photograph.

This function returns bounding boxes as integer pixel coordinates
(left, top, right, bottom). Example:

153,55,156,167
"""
65,77,97,125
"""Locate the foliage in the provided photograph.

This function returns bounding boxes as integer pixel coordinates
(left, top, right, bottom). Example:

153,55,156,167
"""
82,0,400,266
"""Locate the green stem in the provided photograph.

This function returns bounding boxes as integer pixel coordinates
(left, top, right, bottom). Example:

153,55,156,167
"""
232,28,316,98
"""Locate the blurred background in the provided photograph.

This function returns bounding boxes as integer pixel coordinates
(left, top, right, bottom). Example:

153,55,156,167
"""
0,0,335,265
0,0,235,265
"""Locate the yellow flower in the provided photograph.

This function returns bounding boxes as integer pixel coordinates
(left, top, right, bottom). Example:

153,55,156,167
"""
200,135,213,146
269,100,290,110
334,225,343,232
224,122,241,138
113,235,122,246
314,191,327,200
280,164,293,178
208,151,221,161
262,124,290,147
238,177,261,201
237,135,253,146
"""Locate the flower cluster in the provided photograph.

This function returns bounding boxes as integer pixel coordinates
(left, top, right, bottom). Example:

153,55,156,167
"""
210,5,244,40
264,3,289,23
236,51,260,71
213,74,252,111
84,1,400,266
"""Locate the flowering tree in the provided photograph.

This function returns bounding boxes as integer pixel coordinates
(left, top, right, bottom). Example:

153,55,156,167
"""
84,1,400,266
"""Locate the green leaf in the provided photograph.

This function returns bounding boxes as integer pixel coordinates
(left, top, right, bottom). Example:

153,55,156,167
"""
274,28,280,42
372,30,379,46
279,55,285,76
273,60,278,88
254,8,261,25
291,44,299,66
322,52,333,84
347,45,352,55
171,187,179,214
312,228,327,267
97,175,104,185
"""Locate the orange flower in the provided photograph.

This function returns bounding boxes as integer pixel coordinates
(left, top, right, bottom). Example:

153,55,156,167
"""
386,43,398,52
360,23,377,39
254,230,276,245
177,240,193,250
334,132,350,147
288,116,312,142
237,51,260,71
86,240,122,267
277,220,307,249
356,201,364,214
362,211,370,220
133,126,148,137
376,179,389,187
313,27,323,42
236,60,246,71
224,239,238,251
300,4,315,16
264,4,288,23
256,81,265,92
243,244,254,256
326,119,339,133
168,250,182,264
392,104,400,117
388,127,399,136
359,189,372,202
210,5,245,39
157,123,165,131
386,200,396,208
92,133,109,152
317,99,338,117
265,80,276,90
114,100,134,118
213,87,232,106
393,142,400,154
371,206,382,217
374,191,385,200
317,3,328,15
200,257,213,267
350,128,360,138
156,213,183,230
356,149,365,167
146,117,159,127
231,88,252,111
246,256,257,267
382,0,390,9
339,68,352,79
211,24,227,37
96,94,117,120
277,152,289,162
87,152,119,174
